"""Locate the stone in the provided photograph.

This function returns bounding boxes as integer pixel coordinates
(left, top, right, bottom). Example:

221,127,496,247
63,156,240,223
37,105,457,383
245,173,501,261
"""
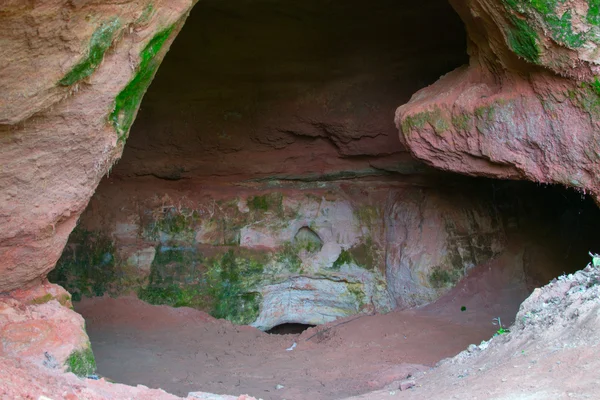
0,282,90,370
399,379,416,391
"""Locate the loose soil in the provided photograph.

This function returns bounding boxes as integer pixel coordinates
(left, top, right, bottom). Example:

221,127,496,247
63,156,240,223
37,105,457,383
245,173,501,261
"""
76,256,529,400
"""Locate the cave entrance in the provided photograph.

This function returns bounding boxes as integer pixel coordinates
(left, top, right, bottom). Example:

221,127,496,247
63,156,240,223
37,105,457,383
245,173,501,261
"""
47,0,600,398
266,323,316,335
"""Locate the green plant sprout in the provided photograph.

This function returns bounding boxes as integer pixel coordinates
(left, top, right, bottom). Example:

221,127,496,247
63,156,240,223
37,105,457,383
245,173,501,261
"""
492,317,510,336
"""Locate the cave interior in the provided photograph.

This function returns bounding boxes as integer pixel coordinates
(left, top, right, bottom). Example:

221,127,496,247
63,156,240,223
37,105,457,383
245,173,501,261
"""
47,0,600,398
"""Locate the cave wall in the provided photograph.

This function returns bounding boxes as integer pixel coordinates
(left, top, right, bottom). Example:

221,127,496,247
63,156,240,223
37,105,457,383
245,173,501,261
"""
112,0,467,181
52,177,509,329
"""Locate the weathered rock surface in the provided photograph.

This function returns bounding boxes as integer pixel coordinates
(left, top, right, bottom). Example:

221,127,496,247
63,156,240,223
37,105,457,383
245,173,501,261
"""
113,0,467,181
0,0,194,293
50,177,518,328
0,281,89,371
53,176,600,328
0,354,256,400
397,0,600,200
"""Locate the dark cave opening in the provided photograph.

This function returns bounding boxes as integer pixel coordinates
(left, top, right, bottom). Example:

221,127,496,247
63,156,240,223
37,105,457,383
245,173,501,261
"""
266,323,316,335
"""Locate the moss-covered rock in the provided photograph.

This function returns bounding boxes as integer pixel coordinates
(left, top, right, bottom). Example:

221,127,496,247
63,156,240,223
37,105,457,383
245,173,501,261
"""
48,228,117,302
66,345,96,377
59,18,122,86
110,25,177,142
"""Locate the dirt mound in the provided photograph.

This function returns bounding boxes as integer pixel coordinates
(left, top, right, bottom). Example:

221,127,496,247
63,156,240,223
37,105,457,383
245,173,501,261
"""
352,262,600,399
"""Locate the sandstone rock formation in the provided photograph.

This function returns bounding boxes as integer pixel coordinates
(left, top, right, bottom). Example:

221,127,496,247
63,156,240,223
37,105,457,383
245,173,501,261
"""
0,0,195,293
396,0,600,200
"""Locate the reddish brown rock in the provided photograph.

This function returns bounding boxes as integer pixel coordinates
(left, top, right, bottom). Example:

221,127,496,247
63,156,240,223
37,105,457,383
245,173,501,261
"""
0,0,194,292
396,0,600,201
0,282,87,369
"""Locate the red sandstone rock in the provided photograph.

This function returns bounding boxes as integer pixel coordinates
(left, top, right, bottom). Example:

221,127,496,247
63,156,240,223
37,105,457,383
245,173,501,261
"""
396,0,600,201
0,0,194,293
0,281,89,369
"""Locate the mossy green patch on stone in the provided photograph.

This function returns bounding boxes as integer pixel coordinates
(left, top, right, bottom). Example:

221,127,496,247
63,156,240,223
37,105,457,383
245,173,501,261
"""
428,266,461,289
474,104,498,128
348,238,376,271
567,78,600,119
48,228,117,301
353,205,380,226
503,0,586,56
332,249,354,270
400,108,450,135
276,242,303,272
545,10,585,48
138,248,264,325
59,18,121,86
588,0,600,25
136,3,155,25
345,283,366,310
451,113,472,131
144,207,197,242
247,192,283,216
205,250,264,324
109,25,175,142
30,293,54,305
66,345,96,377
248,195,269,211
293,227,323,254
506,15,540,64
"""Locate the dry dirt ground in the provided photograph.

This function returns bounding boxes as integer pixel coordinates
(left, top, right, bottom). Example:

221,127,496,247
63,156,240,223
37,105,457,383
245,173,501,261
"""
75,254,531,400
349,262,600,400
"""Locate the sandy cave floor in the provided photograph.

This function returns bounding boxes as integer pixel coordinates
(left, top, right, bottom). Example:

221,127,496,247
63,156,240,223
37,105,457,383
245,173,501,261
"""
76,258,528,400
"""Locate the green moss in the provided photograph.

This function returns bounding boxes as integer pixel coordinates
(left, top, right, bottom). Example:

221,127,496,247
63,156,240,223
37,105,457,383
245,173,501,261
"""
592,77,600,96
247,193,283,215
588,0,600,25
503,0,585,56
400,108,450,135
346,283,366,310
276,242,303,272
348,238,376,271
30,293,54,305
142,207,199,243
353,205,380,226
109,25,175,142
59,18,121,86
451,113,472,131
205,250,263,324
474,104,497,124
248,195,269,211
567,78,600,119
429,266,461,289
332,249,354,270
48,228,116,300
136,3,155,25
293,227,323,254
66,346,96,377
138,284,204,308
546,10,585,48
138,249,263,325
506,16,540,63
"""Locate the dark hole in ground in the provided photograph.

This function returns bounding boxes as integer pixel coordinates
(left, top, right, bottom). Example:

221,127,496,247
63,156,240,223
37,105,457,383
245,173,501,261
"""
266,323,316,335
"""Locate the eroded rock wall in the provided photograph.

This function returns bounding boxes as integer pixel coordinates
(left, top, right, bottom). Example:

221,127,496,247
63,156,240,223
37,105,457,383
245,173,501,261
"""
51,177,510,329
396,0,600,200
0,0,195,292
